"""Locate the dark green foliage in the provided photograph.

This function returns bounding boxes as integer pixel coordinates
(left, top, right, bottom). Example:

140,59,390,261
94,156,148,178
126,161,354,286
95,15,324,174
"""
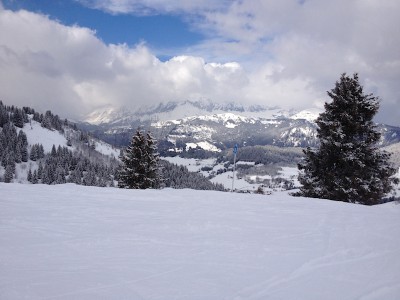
118,129,160,189
27,168,33,182
219,145,304,165
298,73,398,205
159,160,225,191
32,170,38,184
12,109,25,128
4,164,14,183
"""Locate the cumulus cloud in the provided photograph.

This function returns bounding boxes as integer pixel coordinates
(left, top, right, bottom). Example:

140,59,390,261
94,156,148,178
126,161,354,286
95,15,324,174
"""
0,0,399,125
0,8,265,119
194,0,400,123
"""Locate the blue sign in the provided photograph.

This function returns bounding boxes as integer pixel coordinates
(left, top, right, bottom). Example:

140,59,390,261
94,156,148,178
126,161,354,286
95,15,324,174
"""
233,144,238,155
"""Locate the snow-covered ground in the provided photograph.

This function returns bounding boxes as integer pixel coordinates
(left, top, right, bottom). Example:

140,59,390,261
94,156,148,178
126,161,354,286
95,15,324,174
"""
20,120,68,153
1,183,399,300
162,156,301,192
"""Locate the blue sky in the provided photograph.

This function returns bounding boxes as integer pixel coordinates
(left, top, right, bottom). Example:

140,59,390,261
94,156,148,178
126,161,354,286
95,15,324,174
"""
0,0,399,125
2,0,203,59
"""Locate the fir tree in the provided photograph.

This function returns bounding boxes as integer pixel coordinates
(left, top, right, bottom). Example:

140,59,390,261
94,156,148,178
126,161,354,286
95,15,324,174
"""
37,161,43,179
30,144,38,161
118,129,160,189
27,168,33,182
297,73,399,205
17,130,28,161
32,170,38,184
4,164,14,183
12,109,24,128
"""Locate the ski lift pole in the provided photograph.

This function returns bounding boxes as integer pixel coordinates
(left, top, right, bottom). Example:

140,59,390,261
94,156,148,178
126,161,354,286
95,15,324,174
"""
232,144,238,192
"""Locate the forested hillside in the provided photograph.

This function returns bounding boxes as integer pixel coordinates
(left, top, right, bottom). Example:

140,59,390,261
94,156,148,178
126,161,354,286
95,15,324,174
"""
0,101,226,191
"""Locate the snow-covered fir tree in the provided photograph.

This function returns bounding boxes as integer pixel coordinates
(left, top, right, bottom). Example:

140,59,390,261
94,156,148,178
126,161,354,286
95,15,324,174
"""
297,73,399,205
118,129,160,189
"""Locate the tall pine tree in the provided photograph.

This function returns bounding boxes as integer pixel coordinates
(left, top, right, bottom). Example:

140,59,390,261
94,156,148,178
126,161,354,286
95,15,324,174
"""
118,129,160,189
298,73,398,205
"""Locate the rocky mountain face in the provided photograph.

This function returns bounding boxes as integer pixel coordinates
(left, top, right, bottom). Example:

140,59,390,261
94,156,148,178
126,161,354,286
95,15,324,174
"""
81,100,400,157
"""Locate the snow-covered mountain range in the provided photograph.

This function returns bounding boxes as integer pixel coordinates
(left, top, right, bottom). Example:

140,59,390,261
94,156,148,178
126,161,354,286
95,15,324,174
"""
84,100,300,125
81,100,400,155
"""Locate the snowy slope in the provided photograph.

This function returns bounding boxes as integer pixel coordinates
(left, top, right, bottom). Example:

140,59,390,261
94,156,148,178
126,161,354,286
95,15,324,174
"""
21,119,68,153
1,183,399,300
18,118,120,158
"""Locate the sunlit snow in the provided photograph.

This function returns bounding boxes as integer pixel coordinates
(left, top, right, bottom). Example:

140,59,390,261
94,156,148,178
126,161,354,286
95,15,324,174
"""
1,183,399,299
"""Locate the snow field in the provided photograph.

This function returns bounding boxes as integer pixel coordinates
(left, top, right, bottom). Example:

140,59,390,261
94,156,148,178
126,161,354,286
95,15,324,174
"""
163,156,301,192
20,119,68,153
1,183,400,299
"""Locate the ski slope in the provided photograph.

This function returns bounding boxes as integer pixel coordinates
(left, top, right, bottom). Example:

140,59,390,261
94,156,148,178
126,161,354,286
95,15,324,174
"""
1,183,400,299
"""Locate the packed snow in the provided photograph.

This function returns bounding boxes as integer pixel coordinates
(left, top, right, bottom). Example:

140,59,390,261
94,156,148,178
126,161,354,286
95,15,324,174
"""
1,183,399,300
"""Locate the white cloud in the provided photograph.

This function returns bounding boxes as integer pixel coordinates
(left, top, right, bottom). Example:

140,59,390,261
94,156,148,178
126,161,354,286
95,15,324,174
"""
77,0,230,15
0,8,268,119
1,0,399,125
191,0,400,124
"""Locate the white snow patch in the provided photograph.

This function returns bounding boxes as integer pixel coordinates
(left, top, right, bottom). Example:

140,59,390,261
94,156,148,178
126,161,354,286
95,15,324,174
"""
93,140,120,158
162,157,215,173
210,171,259,191
20,120,67,153
290,108,322,122
236,161,255,166
185,141,220,152
248,174,272,181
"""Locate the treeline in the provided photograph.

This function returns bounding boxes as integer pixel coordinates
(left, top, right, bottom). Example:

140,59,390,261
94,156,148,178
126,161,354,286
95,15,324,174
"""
0,122,29,182
0,101,118,185
159,160,225,191
0,100,75,132
27,145,117,187
218,145,304,165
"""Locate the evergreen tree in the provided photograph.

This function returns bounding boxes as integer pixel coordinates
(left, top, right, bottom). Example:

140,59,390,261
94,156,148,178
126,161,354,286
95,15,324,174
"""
51,145,57,157
27,168,33,182
4,164,14,183
15,143,22,163
118,129,160,189
297,73,398,205
38,144,45,159
37,161,43,179
18,131,28,162
12,109,24,128
55,166,66,184
30,144,38,161
32,170,38,184
144,131,161,188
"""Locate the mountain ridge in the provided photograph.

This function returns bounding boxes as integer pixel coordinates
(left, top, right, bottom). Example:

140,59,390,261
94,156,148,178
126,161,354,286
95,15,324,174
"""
84,100,299,125
80,100,400,154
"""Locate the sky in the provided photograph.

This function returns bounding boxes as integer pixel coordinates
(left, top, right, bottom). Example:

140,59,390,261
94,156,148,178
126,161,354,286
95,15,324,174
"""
0,0,399,125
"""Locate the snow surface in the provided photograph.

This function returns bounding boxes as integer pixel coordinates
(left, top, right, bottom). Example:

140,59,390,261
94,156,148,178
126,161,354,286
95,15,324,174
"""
211,171,259,191
162,157,215,173
93,139,120,158
290,108,322,122
20,120,67,153
1,183,399,300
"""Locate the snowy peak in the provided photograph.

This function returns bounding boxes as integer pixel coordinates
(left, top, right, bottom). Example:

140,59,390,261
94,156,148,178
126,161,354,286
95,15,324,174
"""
153,113,257,129
84,105,132,125
290,108,322,122
83,100,292,125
